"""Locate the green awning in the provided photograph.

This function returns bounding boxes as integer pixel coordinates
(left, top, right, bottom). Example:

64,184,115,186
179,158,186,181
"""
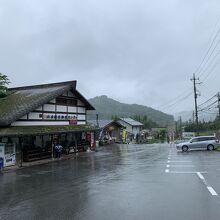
0,125,98,137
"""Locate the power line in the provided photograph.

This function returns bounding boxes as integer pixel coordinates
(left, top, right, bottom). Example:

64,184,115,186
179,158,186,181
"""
198,50,220,80
195,15,220,77
155,87,192,109
199,110,218,115
197,38,220,78
201,57,220,82
200,84,215,97
198,93,217,107
198,100,218,112
159,90,193,111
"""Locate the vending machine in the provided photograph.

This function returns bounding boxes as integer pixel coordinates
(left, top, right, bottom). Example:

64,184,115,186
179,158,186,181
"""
0,143,16,167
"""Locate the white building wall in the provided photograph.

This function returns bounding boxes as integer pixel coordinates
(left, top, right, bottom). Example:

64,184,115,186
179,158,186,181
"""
29,112,41,120
77,121,86,125
78,107,86,114
56,105,67,112
11,121,70,126
44,104,55,112
68,106,77,113
77,115,86,120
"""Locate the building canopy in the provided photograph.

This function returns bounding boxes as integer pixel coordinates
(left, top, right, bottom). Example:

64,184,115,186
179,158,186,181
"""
0,125,98,137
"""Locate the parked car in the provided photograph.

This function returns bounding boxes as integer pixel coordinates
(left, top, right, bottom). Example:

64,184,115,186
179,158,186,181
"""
176,136,219,152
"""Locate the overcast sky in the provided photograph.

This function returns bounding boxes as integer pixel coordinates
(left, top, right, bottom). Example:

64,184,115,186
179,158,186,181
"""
1,0,220,116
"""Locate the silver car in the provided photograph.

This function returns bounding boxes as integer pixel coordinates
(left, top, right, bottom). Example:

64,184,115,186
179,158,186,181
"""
176,136,219,152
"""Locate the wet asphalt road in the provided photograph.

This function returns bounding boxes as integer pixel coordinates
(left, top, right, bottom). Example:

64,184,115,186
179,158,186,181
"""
1,143,220,220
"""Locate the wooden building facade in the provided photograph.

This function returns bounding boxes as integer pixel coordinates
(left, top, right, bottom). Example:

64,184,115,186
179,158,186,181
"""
0,81,97,167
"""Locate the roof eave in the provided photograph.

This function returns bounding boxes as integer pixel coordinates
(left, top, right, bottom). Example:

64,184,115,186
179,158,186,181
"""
9,80,77,91
74,89,95,110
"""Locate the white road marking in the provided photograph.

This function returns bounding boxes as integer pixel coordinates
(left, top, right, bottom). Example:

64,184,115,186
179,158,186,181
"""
196,172,218,196
196,172,205,180
169,165,195,167
168,171,207,174
167,151,218,197
207,187,218,196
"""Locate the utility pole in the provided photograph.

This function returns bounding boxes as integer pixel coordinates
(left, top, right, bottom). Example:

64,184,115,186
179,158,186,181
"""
191,74,200,135
218,92,220,120
192,110,195,133
96,114,99,128
192,111,195,124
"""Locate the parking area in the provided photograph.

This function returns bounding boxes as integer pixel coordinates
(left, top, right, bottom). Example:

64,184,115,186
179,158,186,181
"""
1,143,220,220
167,144,220,195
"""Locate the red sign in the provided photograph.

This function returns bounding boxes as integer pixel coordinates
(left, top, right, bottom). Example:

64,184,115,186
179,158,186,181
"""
69,116,77,125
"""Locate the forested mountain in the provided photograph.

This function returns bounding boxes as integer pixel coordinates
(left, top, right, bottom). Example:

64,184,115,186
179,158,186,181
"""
88,95,174,127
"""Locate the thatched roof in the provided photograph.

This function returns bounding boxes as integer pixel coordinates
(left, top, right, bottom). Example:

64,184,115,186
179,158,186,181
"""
0,81,94,126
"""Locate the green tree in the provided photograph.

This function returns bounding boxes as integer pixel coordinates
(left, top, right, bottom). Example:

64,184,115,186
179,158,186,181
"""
0,73,10,98
183,117,220,133
111,115,119,120
131,114,158,129
159,128,166,142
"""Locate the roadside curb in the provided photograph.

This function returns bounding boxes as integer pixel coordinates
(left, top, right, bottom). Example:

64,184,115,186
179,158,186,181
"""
1,151,96,174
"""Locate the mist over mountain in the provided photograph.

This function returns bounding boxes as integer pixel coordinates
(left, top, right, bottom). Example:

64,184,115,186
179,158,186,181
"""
175,110,218,122
88,95,174,126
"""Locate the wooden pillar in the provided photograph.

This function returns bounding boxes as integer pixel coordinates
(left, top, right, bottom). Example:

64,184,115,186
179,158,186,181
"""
41,135,44,148
65,133,67,146
74,133,77,153
51,135,54,159
19,137,23,167
64,133,67,154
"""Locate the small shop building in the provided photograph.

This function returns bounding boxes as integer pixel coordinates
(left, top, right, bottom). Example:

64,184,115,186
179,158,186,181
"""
0,80,97,167
117,118,144,142
88,119,125,144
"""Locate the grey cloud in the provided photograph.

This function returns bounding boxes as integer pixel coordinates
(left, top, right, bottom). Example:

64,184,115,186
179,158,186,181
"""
0,0,220,114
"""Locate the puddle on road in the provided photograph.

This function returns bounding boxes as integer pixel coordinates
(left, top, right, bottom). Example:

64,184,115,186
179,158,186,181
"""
37,170,52,175
18,174,31,178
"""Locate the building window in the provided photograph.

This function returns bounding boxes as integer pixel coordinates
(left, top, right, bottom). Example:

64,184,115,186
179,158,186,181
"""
56,97,77,106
